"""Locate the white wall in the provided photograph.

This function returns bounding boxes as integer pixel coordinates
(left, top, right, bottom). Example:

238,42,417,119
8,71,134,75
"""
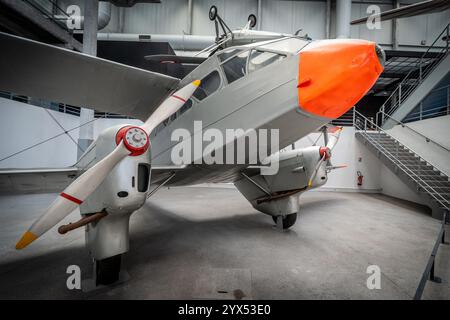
0,98,142,169
379,163,427,205
386,115,450,177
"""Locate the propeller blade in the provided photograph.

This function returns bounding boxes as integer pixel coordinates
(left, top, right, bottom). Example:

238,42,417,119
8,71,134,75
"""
308,153,326,188
325,126,342,151
326,164,348,171
15,142,130,249
141,80,201,134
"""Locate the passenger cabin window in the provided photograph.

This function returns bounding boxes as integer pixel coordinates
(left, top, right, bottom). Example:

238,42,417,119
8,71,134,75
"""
193,71,221,101
248,50,286,73
222,51,249,84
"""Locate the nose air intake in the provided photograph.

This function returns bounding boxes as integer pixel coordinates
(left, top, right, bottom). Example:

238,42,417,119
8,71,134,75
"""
375,44,386,68
297,39,384,119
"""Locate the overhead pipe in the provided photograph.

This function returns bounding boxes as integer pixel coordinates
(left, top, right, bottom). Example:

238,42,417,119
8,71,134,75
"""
187,0,193,35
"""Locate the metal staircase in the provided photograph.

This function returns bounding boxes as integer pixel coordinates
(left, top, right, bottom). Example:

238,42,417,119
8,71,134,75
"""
379,23,450,129
354,110,449,219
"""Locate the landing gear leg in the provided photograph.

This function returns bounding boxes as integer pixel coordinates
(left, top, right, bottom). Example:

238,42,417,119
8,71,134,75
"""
272,213,297,230
82,254,130,292
96,254,122,286
81,213,132,292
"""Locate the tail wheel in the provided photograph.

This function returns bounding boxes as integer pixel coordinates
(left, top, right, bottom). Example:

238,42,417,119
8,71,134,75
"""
272,213,297,229
96,254,122,286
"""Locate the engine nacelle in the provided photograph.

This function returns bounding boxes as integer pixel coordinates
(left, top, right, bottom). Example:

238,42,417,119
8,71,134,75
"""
77,124,151,260
80,125,151,215
234,146,329,217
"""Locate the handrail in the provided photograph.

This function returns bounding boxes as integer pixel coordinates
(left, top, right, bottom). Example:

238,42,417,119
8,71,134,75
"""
405,105,450,122
401,83,450,123
380,23,450,125
376,110,450,153
354,110,449,210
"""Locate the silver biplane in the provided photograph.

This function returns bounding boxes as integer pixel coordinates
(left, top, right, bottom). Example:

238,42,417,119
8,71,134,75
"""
0,7,384,285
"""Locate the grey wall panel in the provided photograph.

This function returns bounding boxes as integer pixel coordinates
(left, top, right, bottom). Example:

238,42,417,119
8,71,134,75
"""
396,10,450,47
397,15,428,46
350,2,393,45
55,0,447,50
261,0,326,39
424,10,450,46
124,1,189,34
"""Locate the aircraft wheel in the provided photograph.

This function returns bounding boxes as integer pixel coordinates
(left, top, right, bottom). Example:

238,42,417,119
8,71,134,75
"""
96,254,122,286
209,6,218,21
248,14,257,28
272,213,297,229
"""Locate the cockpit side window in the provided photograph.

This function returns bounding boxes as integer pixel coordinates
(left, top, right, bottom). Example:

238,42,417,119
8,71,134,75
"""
248,50,286,73
193,70,221,101
217,49,242,62
221,51,250,84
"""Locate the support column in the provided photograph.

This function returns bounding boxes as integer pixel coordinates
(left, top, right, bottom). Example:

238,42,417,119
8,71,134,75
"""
187,0,193,35
325,0,331,39
118,7,125,33
336,0,351,39
78,0,99,159
257,0,262,30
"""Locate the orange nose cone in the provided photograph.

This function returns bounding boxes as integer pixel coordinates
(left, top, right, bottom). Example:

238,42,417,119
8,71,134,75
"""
298,39,384,119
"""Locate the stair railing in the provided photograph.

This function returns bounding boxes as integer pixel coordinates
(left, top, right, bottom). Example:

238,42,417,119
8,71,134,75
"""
379,23,450,126
403,84,450,123
354,110,449,210
376,109,450,153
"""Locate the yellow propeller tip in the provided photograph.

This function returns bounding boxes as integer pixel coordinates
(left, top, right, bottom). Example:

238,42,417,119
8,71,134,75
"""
193,80,201,87
15,231,37,250
308,181,312,187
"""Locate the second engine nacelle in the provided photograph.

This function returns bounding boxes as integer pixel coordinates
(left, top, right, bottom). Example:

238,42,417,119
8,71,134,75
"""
234,146,329,217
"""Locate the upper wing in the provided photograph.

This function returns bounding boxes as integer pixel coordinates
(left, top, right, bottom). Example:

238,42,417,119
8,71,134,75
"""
351,0,450,25
0,32,180,121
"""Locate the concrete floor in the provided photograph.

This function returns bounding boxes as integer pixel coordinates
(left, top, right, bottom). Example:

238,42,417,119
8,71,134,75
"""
0,186,448,299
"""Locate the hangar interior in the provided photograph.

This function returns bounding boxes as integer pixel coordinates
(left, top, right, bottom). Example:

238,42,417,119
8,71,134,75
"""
0,0,449,299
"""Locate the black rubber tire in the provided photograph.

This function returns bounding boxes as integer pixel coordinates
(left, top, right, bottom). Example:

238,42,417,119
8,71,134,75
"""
209,5,218,21
248,14,257,28
96,254,121,286
272,213,297,229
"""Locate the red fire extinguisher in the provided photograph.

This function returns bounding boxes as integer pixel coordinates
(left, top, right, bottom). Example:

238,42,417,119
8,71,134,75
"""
357,171,363,186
